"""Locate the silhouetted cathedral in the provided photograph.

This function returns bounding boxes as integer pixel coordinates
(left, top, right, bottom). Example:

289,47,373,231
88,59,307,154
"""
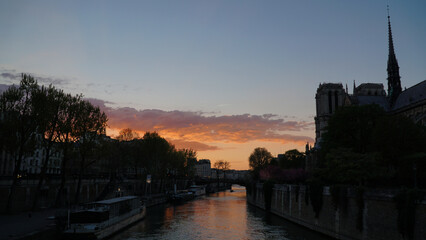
306,10,426,169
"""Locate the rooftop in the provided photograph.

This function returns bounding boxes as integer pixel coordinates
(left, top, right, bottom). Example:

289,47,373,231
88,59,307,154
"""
356,95,390,111
93,196,139,205
393,80,426,110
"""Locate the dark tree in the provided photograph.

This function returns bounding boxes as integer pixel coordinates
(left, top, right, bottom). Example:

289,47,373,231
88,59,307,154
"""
318,148,383,186
117,128,140,142
141,132,173,180
214,160,231,182
249,147,273,180
279,149,305,169
54,94,82,206
319,104,426,187
371,115,426,187
73,100,107,204
0,75,39,212
31,85,67,209
321,104,385,155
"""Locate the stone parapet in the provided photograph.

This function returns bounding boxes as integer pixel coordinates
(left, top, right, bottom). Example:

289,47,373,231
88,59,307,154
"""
247,183,425,240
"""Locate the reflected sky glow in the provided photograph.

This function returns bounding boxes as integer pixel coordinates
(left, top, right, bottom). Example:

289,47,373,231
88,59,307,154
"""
111,186,332,240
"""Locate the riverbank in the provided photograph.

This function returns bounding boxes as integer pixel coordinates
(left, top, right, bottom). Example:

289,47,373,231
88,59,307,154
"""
0,208,60,240
0,186,232,239
0,196,162,240
246,183,426,240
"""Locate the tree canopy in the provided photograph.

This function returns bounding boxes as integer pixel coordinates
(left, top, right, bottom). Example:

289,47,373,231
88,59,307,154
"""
0,75,200,208
319,105,426,187
249,147,273,180
214,160,231,171
0,75,109,208
117,128,140,142
0,75,39,212
278,149,305,169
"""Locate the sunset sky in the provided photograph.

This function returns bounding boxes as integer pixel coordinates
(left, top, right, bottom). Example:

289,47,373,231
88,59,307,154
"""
1,1,426,169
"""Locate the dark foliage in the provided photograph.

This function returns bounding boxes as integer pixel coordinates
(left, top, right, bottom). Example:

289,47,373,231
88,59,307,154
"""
318,105,426,188
330,185,340,210
317,148,384,186
259,165,307,183
304,186,310,206
355,187,364,231
308,180,323,218
321,105,385,154
249,147,273,180
330,185,348,213
294,185,300,202
278,149,305,169
263,180,275,211
394,189,425,240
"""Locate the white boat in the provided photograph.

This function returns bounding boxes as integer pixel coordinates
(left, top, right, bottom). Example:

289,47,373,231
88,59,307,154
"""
170,190,195,203
188,185,206,196
63,196,146,239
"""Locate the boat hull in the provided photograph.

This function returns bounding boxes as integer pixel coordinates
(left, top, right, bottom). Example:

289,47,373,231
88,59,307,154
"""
96,208,145,239
64,206,146,239
188,185,206,197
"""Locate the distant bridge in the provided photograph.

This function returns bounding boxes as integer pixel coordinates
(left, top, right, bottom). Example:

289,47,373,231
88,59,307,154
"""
194,178,247,187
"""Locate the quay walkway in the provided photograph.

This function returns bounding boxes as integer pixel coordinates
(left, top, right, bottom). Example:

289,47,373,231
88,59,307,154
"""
0,194,169,239
0,208,60,240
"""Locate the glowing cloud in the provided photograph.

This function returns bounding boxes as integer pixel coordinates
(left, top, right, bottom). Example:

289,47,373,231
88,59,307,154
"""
86,98,314,151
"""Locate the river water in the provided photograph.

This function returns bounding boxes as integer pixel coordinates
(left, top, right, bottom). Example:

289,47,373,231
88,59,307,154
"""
110,185,332,240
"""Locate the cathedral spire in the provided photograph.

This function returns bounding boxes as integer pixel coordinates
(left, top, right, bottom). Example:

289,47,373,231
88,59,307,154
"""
353,80,356,95
387,5,402,106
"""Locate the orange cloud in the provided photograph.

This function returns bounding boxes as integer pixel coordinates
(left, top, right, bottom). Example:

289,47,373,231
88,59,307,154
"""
87,98,314,151
167,139,220,151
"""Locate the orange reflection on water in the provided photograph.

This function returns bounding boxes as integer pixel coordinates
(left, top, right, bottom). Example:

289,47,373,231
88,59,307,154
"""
110,185,333,240
157,186,250,239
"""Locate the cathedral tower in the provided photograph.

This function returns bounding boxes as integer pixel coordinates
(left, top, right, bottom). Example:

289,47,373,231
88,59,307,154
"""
387,6,402,106
314,83,345,146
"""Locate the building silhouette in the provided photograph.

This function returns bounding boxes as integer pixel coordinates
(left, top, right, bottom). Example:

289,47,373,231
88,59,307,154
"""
306,9,426,170
314,11,426,148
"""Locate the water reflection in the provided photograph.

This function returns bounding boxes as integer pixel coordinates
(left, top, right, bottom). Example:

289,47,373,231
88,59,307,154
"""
111,185,332,240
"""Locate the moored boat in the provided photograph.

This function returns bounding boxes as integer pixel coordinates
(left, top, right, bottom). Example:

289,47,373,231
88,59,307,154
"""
188,185,206,196
63,196,146,239
170,190,195,204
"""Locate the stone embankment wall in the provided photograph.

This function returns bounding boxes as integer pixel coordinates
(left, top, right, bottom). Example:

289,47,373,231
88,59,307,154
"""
246,183,426,240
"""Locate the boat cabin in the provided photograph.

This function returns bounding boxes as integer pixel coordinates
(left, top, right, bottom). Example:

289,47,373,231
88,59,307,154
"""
70,196,141,224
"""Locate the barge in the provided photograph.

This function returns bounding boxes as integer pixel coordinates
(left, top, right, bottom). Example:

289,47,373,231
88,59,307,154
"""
188,185,206,196
63,196,146,239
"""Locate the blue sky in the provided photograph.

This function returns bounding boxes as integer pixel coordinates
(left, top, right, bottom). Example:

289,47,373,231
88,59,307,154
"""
1,1,425,169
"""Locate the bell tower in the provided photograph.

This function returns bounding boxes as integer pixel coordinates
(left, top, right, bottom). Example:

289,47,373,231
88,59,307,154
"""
314,83,345,147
